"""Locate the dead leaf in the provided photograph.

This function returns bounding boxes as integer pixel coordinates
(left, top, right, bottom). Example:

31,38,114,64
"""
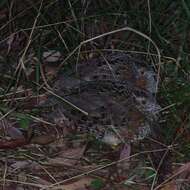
0,119,23,139
52,177,94,190
0,138,27,149
119,144,131,160
48,146,86,166
160,181,177,190
159,162,190,190
6,126,24,140
30,134,55,145
0,184,18,190
10,160,32,170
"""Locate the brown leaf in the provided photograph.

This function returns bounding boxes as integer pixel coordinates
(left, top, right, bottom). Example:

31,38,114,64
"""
52,177,94,190
0,138,27,149
47,146,86,166
30,134,55,145
158,162,190,190
160,181,177,190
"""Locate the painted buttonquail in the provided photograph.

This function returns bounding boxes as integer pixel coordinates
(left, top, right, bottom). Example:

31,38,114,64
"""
40,52,160,145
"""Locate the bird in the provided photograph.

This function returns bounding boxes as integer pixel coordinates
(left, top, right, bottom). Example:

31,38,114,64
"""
39,52,160,146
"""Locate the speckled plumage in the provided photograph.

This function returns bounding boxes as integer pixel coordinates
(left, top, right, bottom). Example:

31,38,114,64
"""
41,52,160,145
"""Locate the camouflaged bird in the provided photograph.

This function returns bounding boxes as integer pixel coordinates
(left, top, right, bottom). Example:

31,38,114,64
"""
40,52,160,145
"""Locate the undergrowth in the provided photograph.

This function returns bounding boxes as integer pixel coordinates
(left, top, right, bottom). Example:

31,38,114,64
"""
0,0,189,189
